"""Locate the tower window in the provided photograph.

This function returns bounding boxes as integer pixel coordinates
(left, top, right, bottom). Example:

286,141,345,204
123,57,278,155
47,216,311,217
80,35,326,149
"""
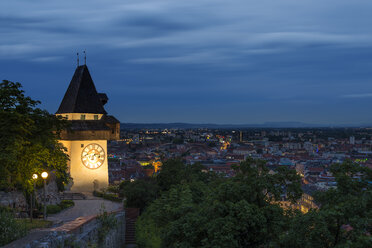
81,115,86,120
94,115,98,120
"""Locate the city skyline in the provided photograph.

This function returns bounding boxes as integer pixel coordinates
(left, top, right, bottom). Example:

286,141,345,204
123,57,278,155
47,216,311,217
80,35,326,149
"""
1,0,372,124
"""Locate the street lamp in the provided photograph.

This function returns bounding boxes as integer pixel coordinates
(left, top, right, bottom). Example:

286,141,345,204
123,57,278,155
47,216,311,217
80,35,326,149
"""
30,174,38,223
41,172,48,220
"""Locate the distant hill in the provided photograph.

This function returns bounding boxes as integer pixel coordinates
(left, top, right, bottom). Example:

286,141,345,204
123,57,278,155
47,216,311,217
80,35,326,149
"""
119,122,360,129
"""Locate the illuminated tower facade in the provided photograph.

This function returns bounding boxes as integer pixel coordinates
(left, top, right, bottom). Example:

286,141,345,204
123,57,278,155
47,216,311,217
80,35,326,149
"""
56,65,120,192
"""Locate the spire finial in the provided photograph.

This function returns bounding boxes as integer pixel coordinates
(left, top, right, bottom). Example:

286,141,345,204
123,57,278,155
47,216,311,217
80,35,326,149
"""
83,50,86,65
77,52,79,66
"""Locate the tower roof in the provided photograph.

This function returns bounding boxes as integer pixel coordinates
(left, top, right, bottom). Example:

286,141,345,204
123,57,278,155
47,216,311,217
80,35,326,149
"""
56,65,107,114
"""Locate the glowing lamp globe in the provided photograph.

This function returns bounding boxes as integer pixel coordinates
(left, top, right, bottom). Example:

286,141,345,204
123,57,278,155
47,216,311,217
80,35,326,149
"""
41,172,48,179
32,174,38,180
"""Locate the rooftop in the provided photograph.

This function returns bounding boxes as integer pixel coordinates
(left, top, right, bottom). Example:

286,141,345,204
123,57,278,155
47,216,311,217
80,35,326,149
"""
56,65,107,114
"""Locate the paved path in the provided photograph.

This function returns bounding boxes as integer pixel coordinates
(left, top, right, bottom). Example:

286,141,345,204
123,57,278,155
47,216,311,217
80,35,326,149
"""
49,197,122,223
5,197,123,247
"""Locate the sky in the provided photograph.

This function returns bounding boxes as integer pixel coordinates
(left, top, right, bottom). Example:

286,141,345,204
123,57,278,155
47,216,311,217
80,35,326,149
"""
1,0,372,125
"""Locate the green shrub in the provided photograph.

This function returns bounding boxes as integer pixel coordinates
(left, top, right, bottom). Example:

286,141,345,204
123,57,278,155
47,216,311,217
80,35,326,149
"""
93,190,122,202
0,206,13,213
107,185,119,193
0,210,27,246
59,200,74,209
97,205,118,243
119,179,158,212
46,204,62,214
136,215,162,248
46,200,74,215
103,193,122,202
93,190,104,198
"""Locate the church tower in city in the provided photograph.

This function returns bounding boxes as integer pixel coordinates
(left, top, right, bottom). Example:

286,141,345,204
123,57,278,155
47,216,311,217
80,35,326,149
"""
56,65,120,192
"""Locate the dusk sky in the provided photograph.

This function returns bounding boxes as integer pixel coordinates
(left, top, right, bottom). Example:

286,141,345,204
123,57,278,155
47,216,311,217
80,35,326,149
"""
1,0,372,125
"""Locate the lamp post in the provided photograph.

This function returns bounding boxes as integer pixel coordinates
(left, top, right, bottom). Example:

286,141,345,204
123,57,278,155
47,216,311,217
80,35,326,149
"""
30,174,38,223
41,172,48,220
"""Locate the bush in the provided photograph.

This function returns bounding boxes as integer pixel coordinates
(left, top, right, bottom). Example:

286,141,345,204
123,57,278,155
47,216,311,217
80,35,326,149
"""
107,185,119,193
97,205,118,243
46,200,75,215
120,179,158,212
103,194,122,202
93,190,104,198
0,206,13,213
93,190,122,202
46,204,62,214
59,200,74,209
0,210,27,246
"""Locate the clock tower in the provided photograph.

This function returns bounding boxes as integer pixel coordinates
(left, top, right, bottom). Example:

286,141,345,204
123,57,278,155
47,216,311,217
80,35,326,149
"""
56,65,120,192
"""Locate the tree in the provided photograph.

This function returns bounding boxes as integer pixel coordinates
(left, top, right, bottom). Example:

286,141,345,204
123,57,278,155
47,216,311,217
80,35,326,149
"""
278,160,372,247
0,80,69,192
120,178,159,212
156,159,214,191
136,158,303,247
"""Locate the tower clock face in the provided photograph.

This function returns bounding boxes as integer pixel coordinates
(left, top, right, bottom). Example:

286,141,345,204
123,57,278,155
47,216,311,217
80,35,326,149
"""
81,143,105,169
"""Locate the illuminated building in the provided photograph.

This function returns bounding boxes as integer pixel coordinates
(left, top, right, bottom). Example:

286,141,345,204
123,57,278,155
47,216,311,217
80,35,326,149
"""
278,186,318,213
152,155,162,173
56,65,120,192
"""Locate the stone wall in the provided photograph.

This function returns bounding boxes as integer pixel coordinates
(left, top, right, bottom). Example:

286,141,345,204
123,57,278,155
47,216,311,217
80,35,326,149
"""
0,191,27,209
0,180,61,210
35,180,61,206
5,210,126,248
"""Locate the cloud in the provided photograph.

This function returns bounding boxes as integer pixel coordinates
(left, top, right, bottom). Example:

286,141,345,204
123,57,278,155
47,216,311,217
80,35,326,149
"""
129,51,231,65
29,56,64,63
0,44,41,57
250,32,371,46
1,0,372,62
121,15,198,32
1,0,372,123
341,93,372,98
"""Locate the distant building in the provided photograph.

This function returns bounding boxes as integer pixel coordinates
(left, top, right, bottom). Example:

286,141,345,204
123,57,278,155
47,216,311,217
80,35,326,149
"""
279,185,318,213
303,142,313,152
350,136,355,145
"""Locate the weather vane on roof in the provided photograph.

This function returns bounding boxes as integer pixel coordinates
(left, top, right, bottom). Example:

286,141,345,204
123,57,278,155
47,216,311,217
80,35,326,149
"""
83,50,86,65
77,52,79,67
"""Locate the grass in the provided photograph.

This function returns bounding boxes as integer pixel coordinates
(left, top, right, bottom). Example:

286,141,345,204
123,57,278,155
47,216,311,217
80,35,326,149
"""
0,213,52,246
15,219,52,231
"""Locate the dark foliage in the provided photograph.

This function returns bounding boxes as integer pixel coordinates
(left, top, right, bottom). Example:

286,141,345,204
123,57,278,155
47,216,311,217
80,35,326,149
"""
0,80,69,192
